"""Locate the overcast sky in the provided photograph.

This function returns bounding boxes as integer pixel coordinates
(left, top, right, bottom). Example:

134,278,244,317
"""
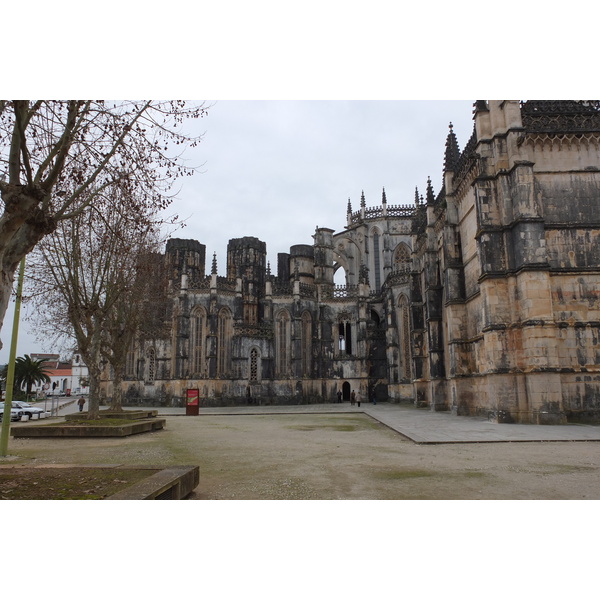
2,2,592,364
178,100,475,265
0,100,476,362
3,1,595,580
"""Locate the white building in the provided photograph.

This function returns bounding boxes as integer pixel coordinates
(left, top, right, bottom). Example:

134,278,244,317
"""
30,353,89,397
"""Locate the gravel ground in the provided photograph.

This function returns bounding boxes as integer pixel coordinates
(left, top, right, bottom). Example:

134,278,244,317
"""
4,412,600,499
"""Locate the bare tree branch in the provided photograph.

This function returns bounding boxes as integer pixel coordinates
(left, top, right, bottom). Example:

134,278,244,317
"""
0,99,207,354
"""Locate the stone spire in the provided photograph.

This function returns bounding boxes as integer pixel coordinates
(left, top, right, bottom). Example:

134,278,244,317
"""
360,190,366,209
382,187,387,205
211,252,218,275
347,197,352,214
415,186,420,206
444,122,461,172
426,176,435,205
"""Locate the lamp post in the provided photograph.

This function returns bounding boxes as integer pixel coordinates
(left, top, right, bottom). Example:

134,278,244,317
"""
0,258,26,457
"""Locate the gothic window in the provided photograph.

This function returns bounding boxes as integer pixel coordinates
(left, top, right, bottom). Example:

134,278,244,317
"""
338,323,346,352
249,348,259,381
338,321,352,355
301,312,312,377
398,295,412,380
393,243,411,272
147,347,156,384
217,307,233,376
191,307,206,377
372,230,382,292
334,265,347,286
126,343,135,376
370,309,381,328
275,309,291,376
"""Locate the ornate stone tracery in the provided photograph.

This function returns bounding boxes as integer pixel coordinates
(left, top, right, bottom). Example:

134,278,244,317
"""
521,100,600,132
249,348,259,381
393,242,411,271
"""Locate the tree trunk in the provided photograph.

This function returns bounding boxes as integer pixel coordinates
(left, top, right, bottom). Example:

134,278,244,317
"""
110,368,124,412
80,323,104,419
86,362,102,419
0,185,57,353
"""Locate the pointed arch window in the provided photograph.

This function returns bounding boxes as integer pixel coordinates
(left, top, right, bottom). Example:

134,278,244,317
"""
372,230,382,291
126,342,136,377
275,310,291,376
217,308,233,376
338,320,352,355
249,347,260,382
301,311,312,377
393,242,411,273
147,347,156,384
191,307,207,377
398,295,412,380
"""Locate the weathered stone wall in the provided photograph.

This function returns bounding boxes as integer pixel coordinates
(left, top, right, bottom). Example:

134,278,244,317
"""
411,100,600,423
106,240,378,407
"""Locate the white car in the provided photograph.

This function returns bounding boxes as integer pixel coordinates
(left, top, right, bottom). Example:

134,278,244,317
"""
0,405,24,422
10,401,48,419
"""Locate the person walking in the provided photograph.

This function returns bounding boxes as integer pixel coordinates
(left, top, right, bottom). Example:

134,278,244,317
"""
336,390,342,403
77,396,85,412
356,391,361,408
350,390,356,406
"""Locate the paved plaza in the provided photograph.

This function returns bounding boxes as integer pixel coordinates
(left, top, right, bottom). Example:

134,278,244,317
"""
116,402,600,444
11,399,596,500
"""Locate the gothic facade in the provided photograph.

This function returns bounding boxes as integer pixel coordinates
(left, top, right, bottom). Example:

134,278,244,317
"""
103,100,600,424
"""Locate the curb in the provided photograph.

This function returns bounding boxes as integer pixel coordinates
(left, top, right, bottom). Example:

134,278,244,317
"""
0,464,200,500
107,465,199,499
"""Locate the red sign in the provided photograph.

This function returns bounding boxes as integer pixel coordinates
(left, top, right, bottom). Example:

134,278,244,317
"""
186,389,199,406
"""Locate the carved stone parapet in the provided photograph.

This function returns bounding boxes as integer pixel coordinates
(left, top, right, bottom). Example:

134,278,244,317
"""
299,283,317,298
233,323,274,339
384,268,411,287
521,100,600,133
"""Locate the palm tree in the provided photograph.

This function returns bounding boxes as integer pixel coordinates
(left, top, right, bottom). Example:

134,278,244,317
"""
14,355,52,399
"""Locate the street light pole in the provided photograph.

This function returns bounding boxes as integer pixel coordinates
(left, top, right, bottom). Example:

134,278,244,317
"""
0,257,26,457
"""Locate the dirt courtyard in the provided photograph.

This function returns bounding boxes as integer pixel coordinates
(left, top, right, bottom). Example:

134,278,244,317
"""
4,411,600,499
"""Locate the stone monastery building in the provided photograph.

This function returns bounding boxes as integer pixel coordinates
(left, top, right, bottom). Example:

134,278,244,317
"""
108,101,600,425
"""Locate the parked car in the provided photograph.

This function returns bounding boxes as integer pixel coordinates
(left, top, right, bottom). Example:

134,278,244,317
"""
0,405,24,421
9,401,47,419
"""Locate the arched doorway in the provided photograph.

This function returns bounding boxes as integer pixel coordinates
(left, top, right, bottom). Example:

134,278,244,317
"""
342,381,351,401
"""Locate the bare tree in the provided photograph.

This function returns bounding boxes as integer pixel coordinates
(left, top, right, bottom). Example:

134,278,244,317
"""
0,100,207,353
100,233,169,412
28,185,167,418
